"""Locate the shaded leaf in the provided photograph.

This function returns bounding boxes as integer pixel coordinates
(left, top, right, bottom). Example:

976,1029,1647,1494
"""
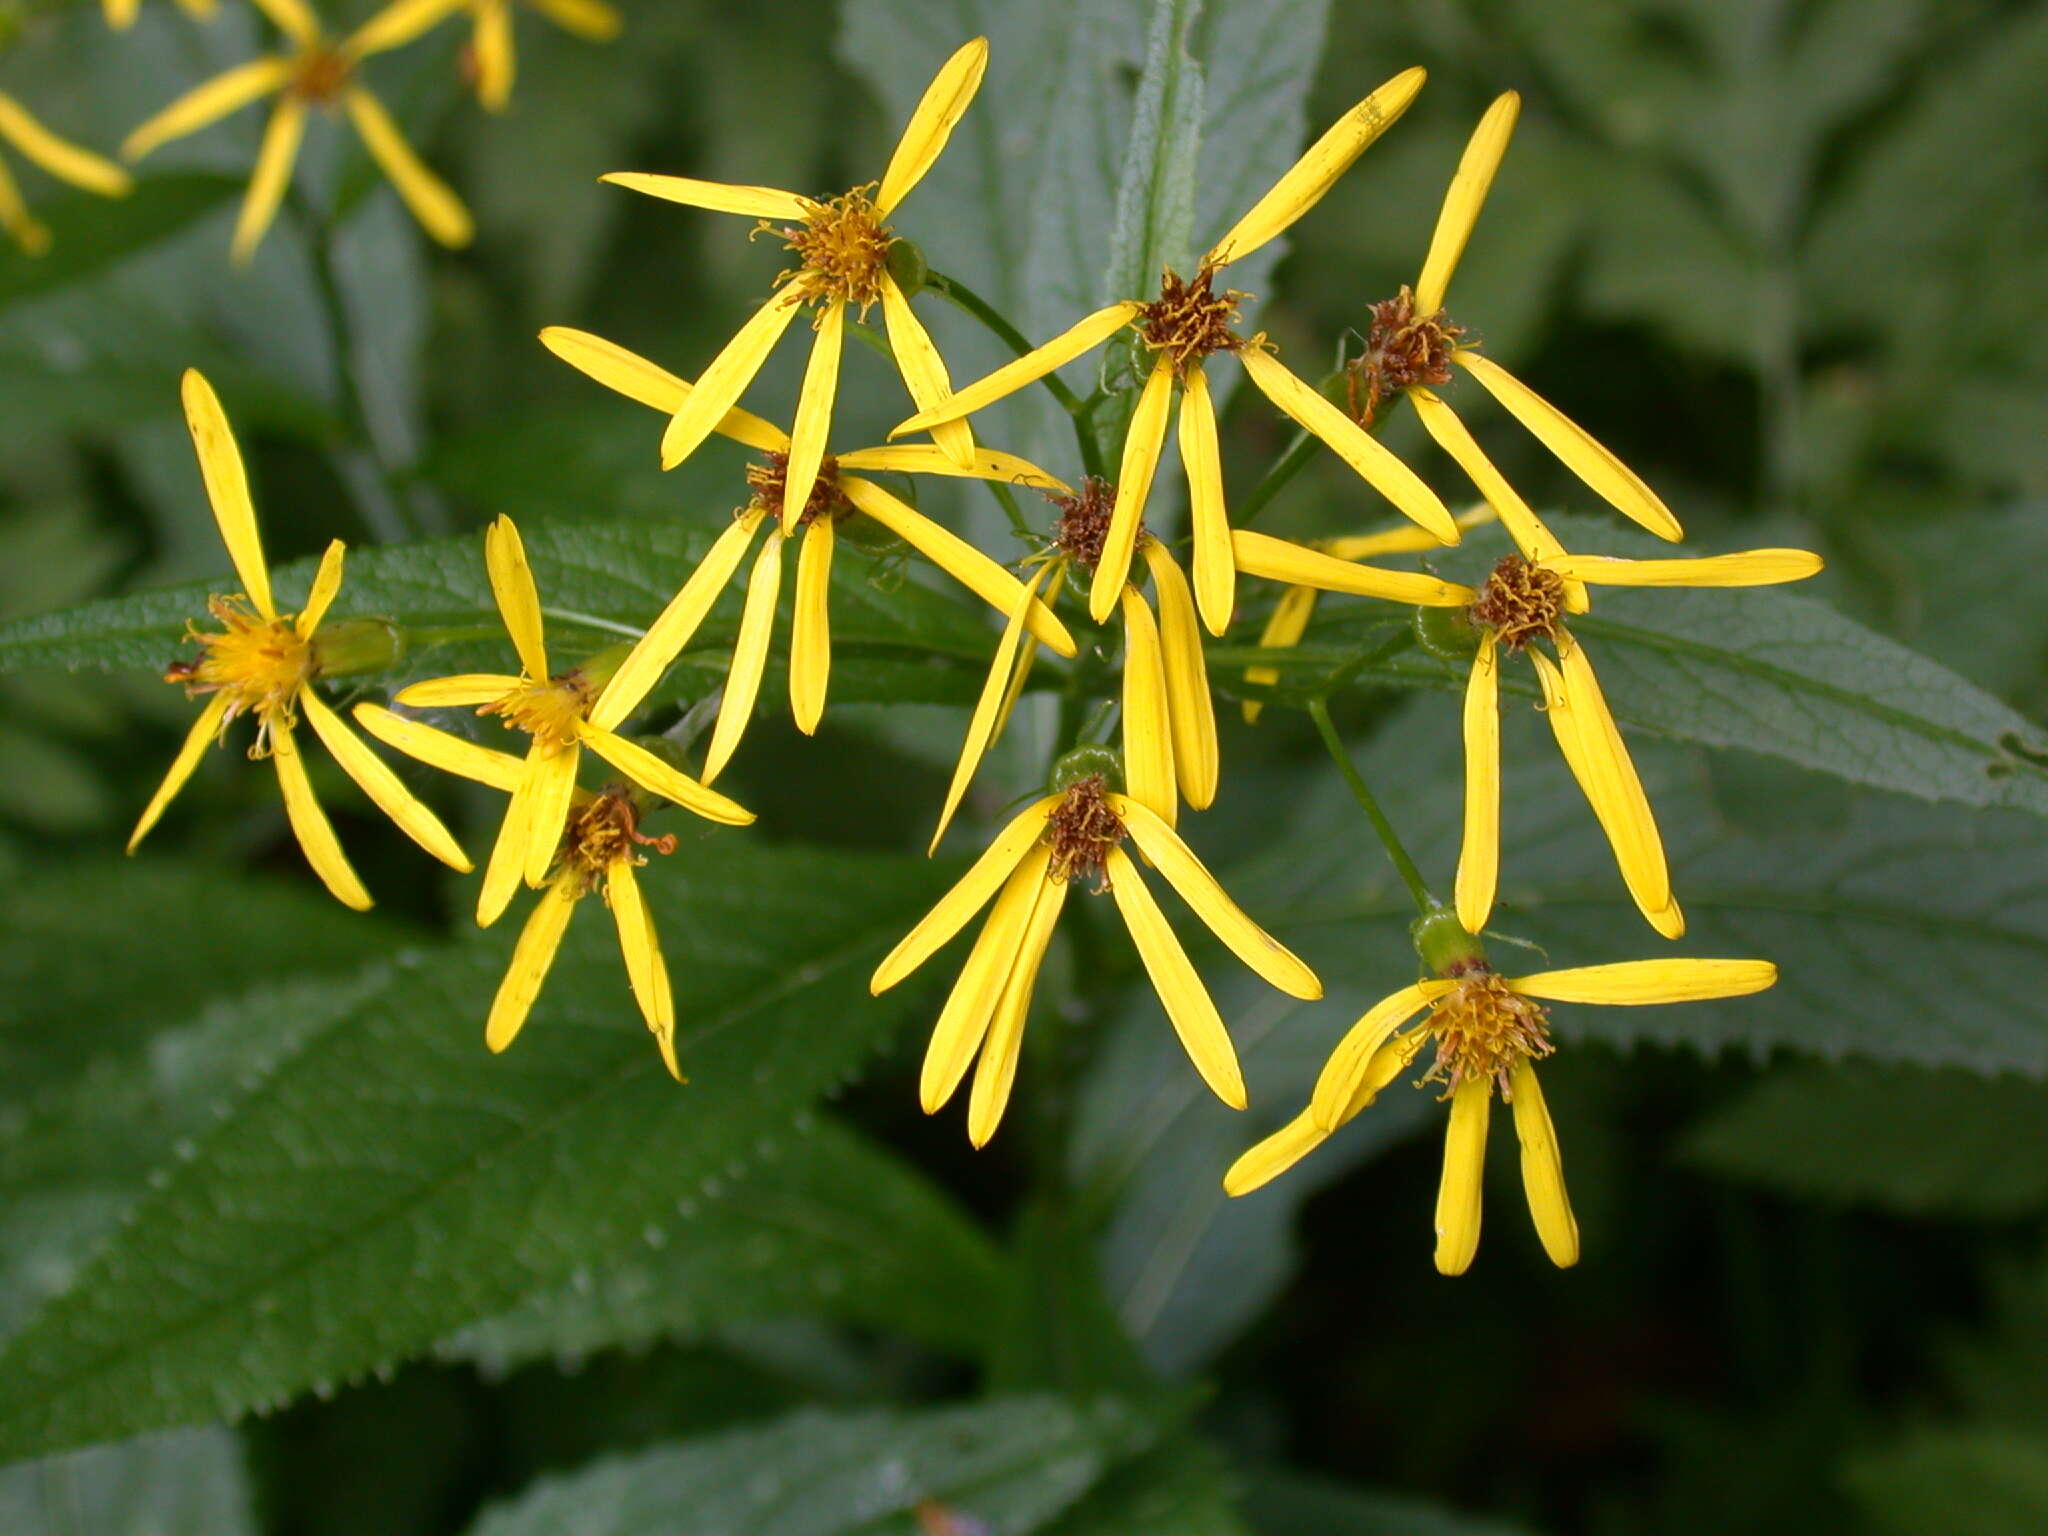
1843,1429,2048,1536
0,1425,256,1535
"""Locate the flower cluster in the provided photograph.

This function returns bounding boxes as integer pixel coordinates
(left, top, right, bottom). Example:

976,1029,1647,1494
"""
130,42,1820,1274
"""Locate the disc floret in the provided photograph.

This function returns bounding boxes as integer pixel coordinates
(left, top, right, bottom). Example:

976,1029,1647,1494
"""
169,595,314,754
770,185,894,314
558,787,677,895
289,44,354,103
746,450,851,526
1345,284,1463,427
1470,554,1567,651
1419,967,1555,1100
1046,476,1122,571
1045,774,1126,890
1137,265,1247,376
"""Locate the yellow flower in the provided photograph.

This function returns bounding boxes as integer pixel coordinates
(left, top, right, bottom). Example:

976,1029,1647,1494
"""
464,0,620,113
599,37,992,525
1238,505,1498,723
129,369,471,909
873,773,1322,1146
1225,927,1778,1274
103,0,215,29
122,0,473,264
929,480,1214,853
343,709,687,1076
891,67,1453,637
370,515,754,927
541,325,1075,782
0,92,133,255
1347,92,1681,545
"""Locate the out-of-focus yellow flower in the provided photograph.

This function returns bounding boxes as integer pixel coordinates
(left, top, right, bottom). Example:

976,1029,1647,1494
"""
130,369,470,909
542,325,1074,783
122,0,473,263
462,0,621,112
891,67,1451,637
362,515,753,927
103,0,215,30
599,37,991,527
1226,920,1778,1275
0,93,132,254
873,772,1321,1146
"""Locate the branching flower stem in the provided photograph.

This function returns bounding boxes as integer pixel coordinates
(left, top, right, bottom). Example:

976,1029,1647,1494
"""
1308,696,1435,916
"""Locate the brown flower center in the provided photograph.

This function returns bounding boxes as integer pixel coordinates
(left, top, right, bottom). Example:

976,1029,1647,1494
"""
1137,265,1245,375
290,46,353,103
1420,968,1554,1100
1045,775,1126,890
746,450,851,526
1470,555,1566,651
166,595,313,754
767,186,893,314
558,787,676,894
1045,476,1124,570
1344,285,1463,427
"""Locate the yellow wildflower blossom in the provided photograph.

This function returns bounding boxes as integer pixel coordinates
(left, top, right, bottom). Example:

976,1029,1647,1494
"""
122,0,473,264
1347,93,1680,544
541,325,1074,782
874,772,1322,1146
463,0,621,113
600,37,991,525
1226,919,1778,1274
104,0,215,29
930,479,1215,853
891,67,1452,637
373,515,753,927
129,369,470,909
0,93,132,254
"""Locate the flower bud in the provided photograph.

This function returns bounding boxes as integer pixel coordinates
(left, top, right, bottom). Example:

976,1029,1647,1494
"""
1411,904,1487,977
309,617,405,678
1413,601,1480,660
885,238,929,298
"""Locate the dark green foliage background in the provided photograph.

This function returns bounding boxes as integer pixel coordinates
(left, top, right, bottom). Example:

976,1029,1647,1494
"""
0,0,2044,1531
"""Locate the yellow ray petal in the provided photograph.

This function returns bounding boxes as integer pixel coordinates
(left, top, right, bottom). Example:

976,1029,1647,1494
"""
472,0,513,111
249,0,318,47
1141,539,1218,811
605,857,669,1036
876,35,988,215
122,57,294,161
1321,503,1498,560
180,369,274,618
1408,387,1580,607
1553,637,1672,924
298,688,469,870
789,516,834,732
343,88,472,248
1414,92,1519,316
485,876,579,1053
638,897,680,1080
996,564,1063,738
1242,583,1317,724
229,95,303,266
833,443,1063,491
1204,65,1426,267
106,0,141,29
478,745,547,926
576,726,755,827
879,271,974,467
1509,1060,1578,1268
590,511,766,731
295,539,346,637
1540,549,1825,588
1120,586,1177,828
0,156,49,255
660,292,801,470
1111,792,1322,1000
1434,1079,1491,1276
836,475,1074,655
539,326,790,452
1238,347,1458,544
520,742,581,887
394,673,522,708
1105,846,1246,1109
1177,364,1234,635
1089,354,1175,624
923,843,1051,1113
700,529,784,785
350,702,525,791
877,795,1057,991
1223,1111,1330,1197
966,858,1065,1148
128,691,232,850
599,172,810,222
930,568,1047,856
0,95,131,197
483,515,547,679
271,721,372,910
1511,957,1777,1005
781,300,843,533
890,302,1142,437
530,0,620,40
1232,529,1471,607
1454,636,1500,937
344,0,463,60
1307,980,1446,1130
1453,350,1681,541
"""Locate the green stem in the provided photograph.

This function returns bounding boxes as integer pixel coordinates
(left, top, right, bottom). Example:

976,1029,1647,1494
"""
1307,697,1434,916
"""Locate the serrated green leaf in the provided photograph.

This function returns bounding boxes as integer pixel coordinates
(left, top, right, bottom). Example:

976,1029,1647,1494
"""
0,839,948,1461
441,1114,1008,1370
464,1396,1154,1536
0,1425,256,1535
1044,1437,1250,1535
1683,1063,2048,1218
1843,1429,2048,1536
